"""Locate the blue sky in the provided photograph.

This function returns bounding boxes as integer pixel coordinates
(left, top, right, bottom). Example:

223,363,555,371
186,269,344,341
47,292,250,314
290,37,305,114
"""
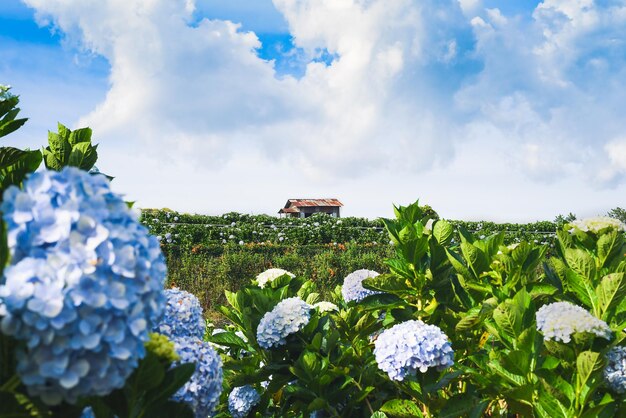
1,0,626,221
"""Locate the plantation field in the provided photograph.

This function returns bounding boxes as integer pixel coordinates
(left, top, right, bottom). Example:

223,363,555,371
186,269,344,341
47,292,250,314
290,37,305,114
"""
141,209,559,317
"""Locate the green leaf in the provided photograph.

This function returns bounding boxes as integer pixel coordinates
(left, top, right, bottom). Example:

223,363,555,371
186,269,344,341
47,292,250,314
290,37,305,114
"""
596,273,626,320
0,147,31,170
68,142,98,170
563,269,595,310
439,393,477,418
379,399,424,418
433,220,454,245
362,274,410,295
145,362,195,404
0,391,33,417
576,351,603,395
47,131,71,165
207,331,248,350
597,231,623,269
144,400,195,418
371,412,388,418
460,242,489,277
133,352,166,392
534,390,570,418
487,359,525,386
68,127,93,145
565,248,596,282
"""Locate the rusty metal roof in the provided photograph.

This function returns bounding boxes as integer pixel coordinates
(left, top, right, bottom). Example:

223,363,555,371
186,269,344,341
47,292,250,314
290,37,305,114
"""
283,199,343,208
278,207,301,213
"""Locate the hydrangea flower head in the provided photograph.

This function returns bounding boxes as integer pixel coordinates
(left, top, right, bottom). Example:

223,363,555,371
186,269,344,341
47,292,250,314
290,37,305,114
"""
256,268,295,288
569,217,626,234
172,337,223,418
256,297,311,349
228,385,261,418
314,301,339,313
604,346,626,394
341,269,382,303
374,320,454,381
536,301,612,343
0,167,166,405
155,288,205,339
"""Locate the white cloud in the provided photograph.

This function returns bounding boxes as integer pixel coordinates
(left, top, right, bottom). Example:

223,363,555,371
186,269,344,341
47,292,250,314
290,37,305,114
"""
8,0,626,220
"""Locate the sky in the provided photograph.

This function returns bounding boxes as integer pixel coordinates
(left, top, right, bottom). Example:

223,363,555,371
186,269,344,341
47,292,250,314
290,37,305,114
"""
1,0,625,222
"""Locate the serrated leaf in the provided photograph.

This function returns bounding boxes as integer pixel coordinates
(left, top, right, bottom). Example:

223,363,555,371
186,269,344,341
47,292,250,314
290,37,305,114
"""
68,127,93,145
433,220,454,244
596,273,626,320
565,248,596,282
68,141,98,170
576,351,603,394
380,399,423,418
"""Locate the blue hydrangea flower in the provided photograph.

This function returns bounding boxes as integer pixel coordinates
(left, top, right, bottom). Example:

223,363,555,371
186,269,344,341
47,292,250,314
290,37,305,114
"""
374,320,454,381
341,269,382,303
604,346,626,394
0,167,166,405
80,407,95,418
155,288,206,339
536,301,612,343
228,385,261,418
256,297,311,349
172,337,223,418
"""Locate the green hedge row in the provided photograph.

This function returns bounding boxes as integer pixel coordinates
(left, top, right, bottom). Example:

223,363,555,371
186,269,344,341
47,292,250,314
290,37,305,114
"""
140,209,561,251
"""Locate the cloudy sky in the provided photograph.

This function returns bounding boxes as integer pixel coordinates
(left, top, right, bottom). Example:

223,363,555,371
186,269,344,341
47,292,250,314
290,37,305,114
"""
1,0,625,221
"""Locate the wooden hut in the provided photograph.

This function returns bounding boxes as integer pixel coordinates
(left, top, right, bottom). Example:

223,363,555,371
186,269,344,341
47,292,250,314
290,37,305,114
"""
278,198,343,218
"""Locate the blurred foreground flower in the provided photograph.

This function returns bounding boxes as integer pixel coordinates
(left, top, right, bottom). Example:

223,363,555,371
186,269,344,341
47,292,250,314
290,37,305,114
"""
0,167,166,405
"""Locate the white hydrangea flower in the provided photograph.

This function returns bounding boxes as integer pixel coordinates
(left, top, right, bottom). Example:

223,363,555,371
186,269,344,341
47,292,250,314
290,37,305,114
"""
314,301,339,313
570,217,626,234
536,301,612,343
256,268,295,288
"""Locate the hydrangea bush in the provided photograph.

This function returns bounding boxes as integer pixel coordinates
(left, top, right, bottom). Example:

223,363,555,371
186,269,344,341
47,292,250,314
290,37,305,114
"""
214,201,626,417
0,167,166,405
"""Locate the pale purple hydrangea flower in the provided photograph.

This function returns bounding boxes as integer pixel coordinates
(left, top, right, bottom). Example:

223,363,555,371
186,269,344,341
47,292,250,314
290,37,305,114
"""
374,320,454,381
536,301,612,343
172,337,223,418
256,297,311,349
228,385,261,418
0,167,166,405
155,288,205,339
341,269,382,303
